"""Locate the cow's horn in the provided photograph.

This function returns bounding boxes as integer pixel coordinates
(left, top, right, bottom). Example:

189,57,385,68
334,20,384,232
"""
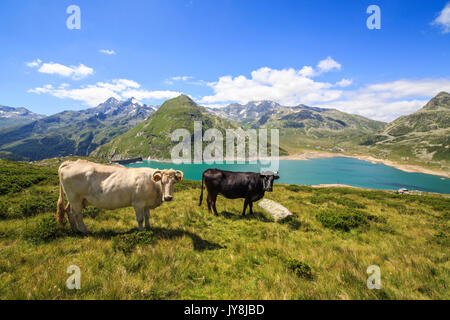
274,171,279,175
176,170,184,180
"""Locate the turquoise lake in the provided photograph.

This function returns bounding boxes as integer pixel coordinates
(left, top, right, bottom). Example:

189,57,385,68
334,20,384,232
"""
127,157,450,194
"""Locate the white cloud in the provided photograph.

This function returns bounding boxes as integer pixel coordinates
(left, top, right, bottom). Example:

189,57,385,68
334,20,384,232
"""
58,83,70,89
315,79,450,121
28,84,54,95
199,58,344,106
366,78,450,99
291,57,342,78
336,78,353,87
95,79,140,92
432,2,450,33
28,79,182,107
299,66,315,77
121,89,182,100
317,56,341,74
26,59,42,68
171,76,193,81
165,75,195,85
37,62,94,80
99,49,116,55
200,103,227,109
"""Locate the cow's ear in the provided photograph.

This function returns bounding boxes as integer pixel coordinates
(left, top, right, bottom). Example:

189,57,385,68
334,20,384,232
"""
152,171,162,182
274,175,280,180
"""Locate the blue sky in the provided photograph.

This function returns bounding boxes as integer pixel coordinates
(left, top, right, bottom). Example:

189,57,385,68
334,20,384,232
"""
0,0,449,121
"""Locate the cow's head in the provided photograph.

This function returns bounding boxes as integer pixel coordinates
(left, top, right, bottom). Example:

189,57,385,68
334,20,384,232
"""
152,169,184,201
260,171,280,192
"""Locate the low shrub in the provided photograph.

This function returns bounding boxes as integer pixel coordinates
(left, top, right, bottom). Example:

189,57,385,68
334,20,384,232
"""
0,201,10,219
0,175,44,195
22,215,62,244
410,195,450,213
316,207,370,231
83,206,101,218
309,195,333,204
386,201,426,215
345,190,401,201
309,195,366,209
433,231,449,246
280,215,311,231
10,195,57,218
112,231,155,254
284,184,312,193
284,258,313,279
176,179,200,192
0,160,58,195
335,197,367,209
366,214,387,224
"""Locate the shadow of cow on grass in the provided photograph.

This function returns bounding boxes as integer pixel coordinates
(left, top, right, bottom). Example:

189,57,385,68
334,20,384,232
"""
85,227,225,252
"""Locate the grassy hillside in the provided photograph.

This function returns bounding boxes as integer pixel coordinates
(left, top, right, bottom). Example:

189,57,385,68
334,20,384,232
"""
0,159,448,299
0,118,35,129
92,95,263,160
360,92,450,171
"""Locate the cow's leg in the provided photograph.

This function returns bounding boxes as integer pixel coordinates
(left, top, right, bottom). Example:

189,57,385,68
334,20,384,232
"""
206,194,212,214
211,193,219,216
249,201,254,215
66,203,78,232
144,208,151,231
134,207,145,231
71,202,89,234
242,198,249,216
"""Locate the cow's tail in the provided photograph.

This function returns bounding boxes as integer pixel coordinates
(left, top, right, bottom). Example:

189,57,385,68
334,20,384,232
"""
199,172,204,206
56,164,67,226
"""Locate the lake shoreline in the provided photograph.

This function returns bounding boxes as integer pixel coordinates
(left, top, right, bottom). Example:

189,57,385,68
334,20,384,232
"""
144,152,449,179
278,152,449,179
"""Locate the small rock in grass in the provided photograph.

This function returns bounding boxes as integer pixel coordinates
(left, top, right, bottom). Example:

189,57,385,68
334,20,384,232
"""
258,199,292,221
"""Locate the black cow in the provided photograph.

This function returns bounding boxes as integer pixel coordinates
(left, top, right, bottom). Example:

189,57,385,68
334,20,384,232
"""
199,169,280,216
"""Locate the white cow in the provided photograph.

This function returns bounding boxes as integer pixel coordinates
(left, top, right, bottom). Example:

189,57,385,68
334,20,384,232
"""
56,160,184,233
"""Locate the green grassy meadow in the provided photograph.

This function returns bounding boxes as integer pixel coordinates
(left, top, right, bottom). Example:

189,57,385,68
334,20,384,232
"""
0,159,448,299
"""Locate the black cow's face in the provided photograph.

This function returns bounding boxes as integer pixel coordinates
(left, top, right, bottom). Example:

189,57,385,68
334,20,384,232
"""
260,174,280,192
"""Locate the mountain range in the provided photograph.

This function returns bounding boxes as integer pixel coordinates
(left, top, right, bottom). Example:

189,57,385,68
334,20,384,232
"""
0,105,44,128
0,97,155,160
206,100,302,123
208,100,386,154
